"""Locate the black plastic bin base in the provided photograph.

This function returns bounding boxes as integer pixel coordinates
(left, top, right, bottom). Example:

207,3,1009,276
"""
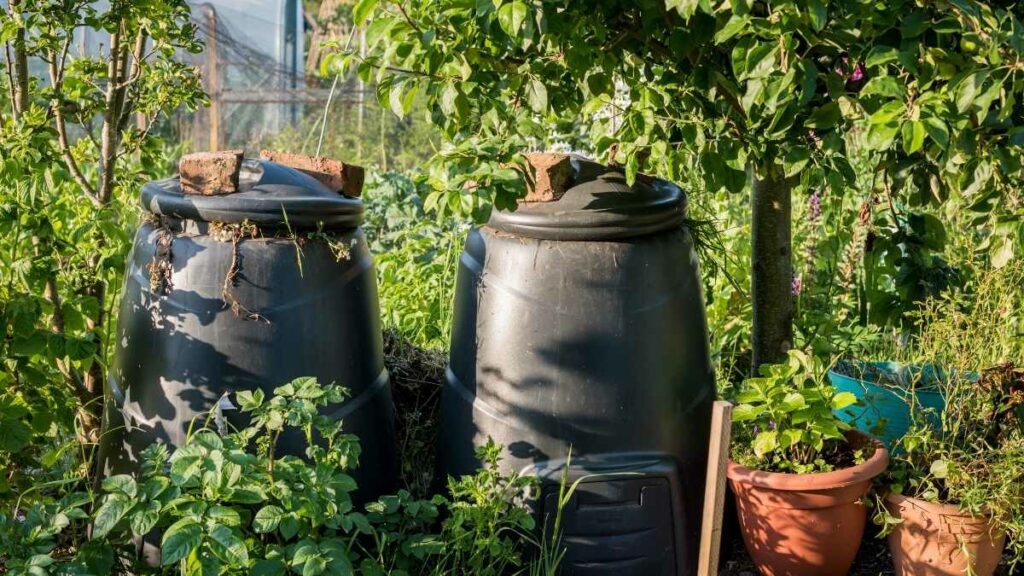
530,455,689,576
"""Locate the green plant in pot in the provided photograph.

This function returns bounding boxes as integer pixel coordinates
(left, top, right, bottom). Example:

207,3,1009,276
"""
728,350,889,576
876,363,1024,576
874,263,1024,576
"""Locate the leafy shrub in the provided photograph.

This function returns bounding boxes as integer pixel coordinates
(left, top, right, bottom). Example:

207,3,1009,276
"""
363,172,467,351
875,263,1024,565
731,350,864,474
1,377,550,575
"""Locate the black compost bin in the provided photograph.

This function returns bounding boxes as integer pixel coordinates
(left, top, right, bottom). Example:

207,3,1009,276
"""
438,158,715,576
97,158,397,498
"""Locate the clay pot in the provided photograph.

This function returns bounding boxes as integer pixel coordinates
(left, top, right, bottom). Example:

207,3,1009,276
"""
727,431,889,576
886,493,1005,576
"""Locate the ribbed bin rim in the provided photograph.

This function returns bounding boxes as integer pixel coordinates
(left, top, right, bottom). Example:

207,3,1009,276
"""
487,157,688,241
141,159,363,229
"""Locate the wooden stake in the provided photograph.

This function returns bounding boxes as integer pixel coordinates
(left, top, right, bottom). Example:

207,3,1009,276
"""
205,6,221,151
698,400,733,576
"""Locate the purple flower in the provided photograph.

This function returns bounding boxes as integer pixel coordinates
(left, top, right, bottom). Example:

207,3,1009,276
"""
768,421,777,431
849,62,865,83
846,61,867,91
834,54,867,92
834,55,849,76
753,425,761,435
808,191,822,221
791,275,803,296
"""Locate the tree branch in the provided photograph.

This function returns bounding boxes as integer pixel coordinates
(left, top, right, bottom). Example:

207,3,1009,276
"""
48,37,101,205
117,30,148,134
98,26,123,204
391,1,423,36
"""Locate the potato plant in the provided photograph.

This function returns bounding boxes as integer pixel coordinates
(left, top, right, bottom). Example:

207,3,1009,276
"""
1,378,546,575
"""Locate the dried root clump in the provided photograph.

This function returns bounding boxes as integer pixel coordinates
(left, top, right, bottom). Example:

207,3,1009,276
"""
147,225,174,294
211,220,269,324
308,228,353,262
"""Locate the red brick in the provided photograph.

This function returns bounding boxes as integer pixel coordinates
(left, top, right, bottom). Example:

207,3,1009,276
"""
179,150,244,195
523,152,573,202
259,150,365,198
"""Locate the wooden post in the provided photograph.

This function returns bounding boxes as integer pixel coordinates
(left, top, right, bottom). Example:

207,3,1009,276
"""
205,5,221,151
698,400,733,576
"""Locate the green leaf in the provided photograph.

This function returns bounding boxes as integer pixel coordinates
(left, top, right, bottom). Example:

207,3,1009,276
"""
806,0,827,32
439,83,459,115
921,117,949,148
781,429,804,447
92,496,132,538
805,102,840,129
745,43,778,80
902,120,926,154
860,76,905,99
11,332,46,357
864,121,900,151
352,0,378,26
930,459,949,479
101,474,137,498
252,559,288,576
280,514,300,540
497,1,529,38
0,420,31,452
956,71,989,113
161,518,203,565
798,59,818,106
783,146,810,178
753,430,778,457
900,11,930,38
714,15,749,44
207,505,241,527
236,389,264,411
865,46,899,68
869,100,906,125
666,0,701,19
781,392,807,411
731,403,763,422
130,501,161,537
208,524,248,565
831,391,858,410
253,505,284,533
526,78,548,113
992,236,1014,268
388,82,406,119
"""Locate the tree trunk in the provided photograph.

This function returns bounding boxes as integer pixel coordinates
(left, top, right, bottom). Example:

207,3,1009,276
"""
7,0,30,119
751,168,794,372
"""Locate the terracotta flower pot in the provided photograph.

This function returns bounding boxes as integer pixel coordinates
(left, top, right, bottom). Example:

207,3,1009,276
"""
886,493,1005,576
727,431,889,576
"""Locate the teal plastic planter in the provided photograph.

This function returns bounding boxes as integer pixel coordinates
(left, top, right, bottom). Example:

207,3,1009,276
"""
827,361,946,448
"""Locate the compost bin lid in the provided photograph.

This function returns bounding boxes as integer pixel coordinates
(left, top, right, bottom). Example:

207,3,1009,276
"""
140,159,363,229
487,157,688,241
